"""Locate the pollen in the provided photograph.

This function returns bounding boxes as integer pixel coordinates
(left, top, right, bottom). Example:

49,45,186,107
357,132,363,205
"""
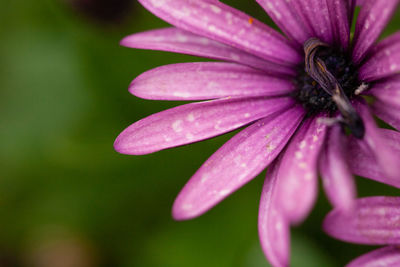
248,17,254,25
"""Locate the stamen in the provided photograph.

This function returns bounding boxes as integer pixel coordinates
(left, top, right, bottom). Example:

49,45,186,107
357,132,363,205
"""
303,38,365,139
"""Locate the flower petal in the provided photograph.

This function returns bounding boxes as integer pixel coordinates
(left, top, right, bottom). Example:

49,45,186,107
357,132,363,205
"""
356,102,400,181
114,96,295,155
319,126,356,212
346,246,400,267
172,106,305,220
129,62,296,100
276,116,327,224
359,32,400,82
324,197,400,245
327,0,351,50
348,128,400,188
258,161,290,267
255,0,314,46
351,0,399,65
368,76,400,109
138,0,302,65
372,100,400,131
121,28,296,75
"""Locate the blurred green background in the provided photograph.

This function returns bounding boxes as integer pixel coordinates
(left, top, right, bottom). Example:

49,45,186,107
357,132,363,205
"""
0,1,399,266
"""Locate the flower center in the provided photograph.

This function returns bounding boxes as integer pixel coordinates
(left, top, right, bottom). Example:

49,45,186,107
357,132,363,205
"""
293,38,365,138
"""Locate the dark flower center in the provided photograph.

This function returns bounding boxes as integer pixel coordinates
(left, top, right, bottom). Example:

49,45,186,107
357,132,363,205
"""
293,38,365,139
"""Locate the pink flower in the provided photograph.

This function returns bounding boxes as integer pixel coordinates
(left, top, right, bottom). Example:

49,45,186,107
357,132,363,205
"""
114,0,400,266
324,196,400,266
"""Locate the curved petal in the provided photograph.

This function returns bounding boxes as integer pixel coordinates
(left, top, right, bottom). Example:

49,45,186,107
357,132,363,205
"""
114,96,295,155
346,246,400,267
368,76,400,109
258,160,290,267
324,197,400,245
320,126,356,212
352,0,399,65
327,0,351,50
172,106,305,220
129,62,296,100
276,116,327,224
349,128,400,188
372,100,400,131
255,0,314,46
121,28,296,75
359,32,400,82
138,0,302,65
303,0,334,44
356,102,400,181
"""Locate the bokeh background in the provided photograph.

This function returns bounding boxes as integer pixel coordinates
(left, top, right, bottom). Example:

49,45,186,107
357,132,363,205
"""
1,1,399,266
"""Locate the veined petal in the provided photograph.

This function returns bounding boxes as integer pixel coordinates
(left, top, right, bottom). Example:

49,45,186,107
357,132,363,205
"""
348,129,400,188
129,62,296,100
320,126,356,212
276,116,327,224
359,32,400,82
327,0,351,50
138,0,302,65
302,0,334,44
255,0,314,46
114,96,294,155
368,76,400,109
372,100,400,131
356,102,400,181
121,28,296,75
324,197,400,245
346,246,400,267
352,0,399,65
172,106,305,220
258,161,290,267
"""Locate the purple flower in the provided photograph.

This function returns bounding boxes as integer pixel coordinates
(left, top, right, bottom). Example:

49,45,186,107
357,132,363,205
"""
114,0,400,265
324,196,400,266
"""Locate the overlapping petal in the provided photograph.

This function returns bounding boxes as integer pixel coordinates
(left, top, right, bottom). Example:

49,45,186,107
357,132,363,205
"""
327,0,351,50
352,0,399,64
259,161,290,267
356,102,400,181
256,0,314,46
121,28,296,74
138,0,302,65
372,100,400,131
172,106,305,220
368,76,400,109
114,96,294,155
275,116,327,224
320,126,356,211
347,246,400,267
324,197,400,245
359,32,400,82
348,129,400,188
129,62,296,100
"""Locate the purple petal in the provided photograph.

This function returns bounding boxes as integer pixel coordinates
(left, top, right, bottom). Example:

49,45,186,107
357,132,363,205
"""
327,0,351,50
258,161,290,267
172,106,305,220
115,96,295,155
346,246,400,267
348,128,400,188
121,28,296,75
302,0,334,44
319,126,356,212
129,62,296,100
372,100,400,131
255,0,314,46
368,76,400,109
352,0,399,64
359,32,400,82
324,197,400,245
138,0,302,65
356,102,400,181
275,116,327,224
